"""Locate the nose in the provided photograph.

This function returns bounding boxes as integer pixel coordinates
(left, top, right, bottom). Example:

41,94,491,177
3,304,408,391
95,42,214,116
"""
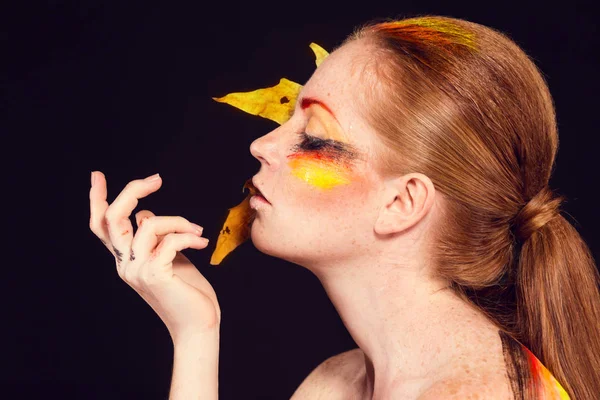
249,129,281,170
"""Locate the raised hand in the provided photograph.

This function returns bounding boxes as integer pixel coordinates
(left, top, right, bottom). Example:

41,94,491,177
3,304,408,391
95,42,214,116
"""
89,171,221,342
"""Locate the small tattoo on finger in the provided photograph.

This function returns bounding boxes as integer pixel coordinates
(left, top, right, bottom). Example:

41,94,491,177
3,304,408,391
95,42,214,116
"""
113,246,123,264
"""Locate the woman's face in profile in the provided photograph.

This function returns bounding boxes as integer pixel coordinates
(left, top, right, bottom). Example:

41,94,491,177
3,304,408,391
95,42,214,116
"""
248,39,385,270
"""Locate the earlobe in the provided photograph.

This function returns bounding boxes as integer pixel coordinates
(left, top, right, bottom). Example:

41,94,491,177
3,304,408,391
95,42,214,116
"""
374,173,435,237
374,195,413,236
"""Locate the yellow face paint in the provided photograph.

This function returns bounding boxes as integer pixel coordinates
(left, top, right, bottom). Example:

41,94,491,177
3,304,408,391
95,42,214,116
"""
287,101,359,189
288,152,352,189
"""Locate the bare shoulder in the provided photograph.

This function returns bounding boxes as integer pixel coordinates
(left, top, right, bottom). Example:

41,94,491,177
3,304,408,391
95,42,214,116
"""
416,332,515,400
290,348,365,400
416,374,514,400
414,326,515,400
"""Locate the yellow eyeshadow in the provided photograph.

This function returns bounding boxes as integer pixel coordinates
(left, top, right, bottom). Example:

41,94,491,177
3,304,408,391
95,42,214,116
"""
306,105,348,143
288,154,352,189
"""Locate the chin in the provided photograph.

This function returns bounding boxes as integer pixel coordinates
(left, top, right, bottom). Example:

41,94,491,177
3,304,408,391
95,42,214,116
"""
249,221,281,257
250,222,309,266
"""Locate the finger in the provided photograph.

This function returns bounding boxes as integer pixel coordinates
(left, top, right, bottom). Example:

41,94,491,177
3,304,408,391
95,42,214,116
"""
135,210,156,229
105,173,162,267
135,210,170,248
89,171,112,250
131,215,204,264
132,210,157,264
135,210,169,257
146,233,209,275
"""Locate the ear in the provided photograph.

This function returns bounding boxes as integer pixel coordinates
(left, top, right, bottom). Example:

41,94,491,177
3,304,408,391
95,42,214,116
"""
374,173,436,236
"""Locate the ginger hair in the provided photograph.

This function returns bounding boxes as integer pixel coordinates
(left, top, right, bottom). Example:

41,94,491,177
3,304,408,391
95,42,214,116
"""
345,15,600,398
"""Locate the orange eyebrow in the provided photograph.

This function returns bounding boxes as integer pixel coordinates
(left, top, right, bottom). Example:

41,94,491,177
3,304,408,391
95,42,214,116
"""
300,97,336,119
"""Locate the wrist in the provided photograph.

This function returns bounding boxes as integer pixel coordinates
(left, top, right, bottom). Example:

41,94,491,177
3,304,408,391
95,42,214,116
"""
171,324,220,349
169,326,220,400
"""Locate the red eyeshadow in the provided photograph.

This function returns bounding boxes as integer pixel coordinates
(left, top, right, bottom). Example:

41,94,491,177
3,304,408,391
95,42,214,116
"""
300,97,335,117
287,151,353,167
288,151,337,163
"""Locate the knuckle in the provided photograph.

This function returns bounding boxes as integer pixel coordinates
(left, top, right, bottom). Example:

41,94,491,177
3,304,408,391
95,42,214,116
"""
162,234,176,247
125,270,139,286
142,216,156,229
176,216,190,225
147,249,159,263
124,180,139,191
104,208,117,224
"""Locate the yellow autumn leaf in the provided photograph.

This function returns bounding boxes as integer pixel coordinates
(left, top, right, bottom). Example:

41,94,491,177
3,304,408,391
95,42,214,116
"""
309,42,329,66
211,43,329,125
209,179,257,265
213,78,302,125
210,43,330,265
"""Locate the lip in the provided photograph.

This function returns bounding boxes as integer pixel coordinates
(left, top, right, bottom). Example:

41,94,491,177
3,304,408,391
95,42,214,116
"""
249,194,271,210
251,177,271,204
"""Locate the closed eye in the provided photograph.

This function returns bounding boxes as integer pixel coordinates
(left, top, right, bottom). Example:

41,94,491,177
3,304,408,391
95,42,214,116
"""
298,132,332,151
289,132,363,164
295,132,344,152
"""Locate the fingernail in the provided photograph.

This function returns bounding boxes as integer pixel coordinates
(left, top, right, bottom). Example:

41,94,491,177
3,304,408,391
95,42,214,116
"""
91,171,95,187
145,173,161,182
191,223,203,235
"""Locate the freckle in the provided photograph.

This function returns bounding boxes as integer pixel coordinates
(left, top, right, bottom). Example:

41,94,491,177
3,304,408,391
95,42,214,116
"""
121,229,129,236
462,363,471,374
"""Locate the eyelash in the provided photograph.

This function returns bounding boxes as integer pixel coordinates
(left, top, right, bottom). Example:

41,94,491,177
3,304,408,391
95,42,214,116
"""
297,132,333,152
293,131,359,164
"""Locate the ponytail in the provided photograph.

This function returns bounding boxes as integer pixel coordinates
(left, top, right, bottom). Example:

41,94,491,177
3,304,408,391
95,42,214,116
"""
514,187,600,398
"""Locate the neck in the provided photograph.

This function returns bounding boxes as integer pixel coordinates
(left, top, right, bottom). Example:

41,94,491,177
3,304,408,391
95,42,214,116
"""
314,261,483,398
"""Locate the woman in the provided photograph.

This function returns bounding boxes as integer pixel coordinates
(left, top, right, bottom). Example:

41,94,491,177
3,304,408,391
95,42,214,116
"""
89,16,600,399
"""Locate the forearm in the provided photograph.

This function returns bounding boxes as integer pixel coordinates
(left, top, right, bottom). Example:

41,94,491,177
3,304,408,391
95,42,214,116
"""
169,328,220,400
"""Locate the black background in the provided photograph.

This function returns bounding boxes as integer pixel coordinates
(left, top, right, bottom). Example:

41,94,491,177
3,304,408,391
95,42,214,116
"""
3,1,598,399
